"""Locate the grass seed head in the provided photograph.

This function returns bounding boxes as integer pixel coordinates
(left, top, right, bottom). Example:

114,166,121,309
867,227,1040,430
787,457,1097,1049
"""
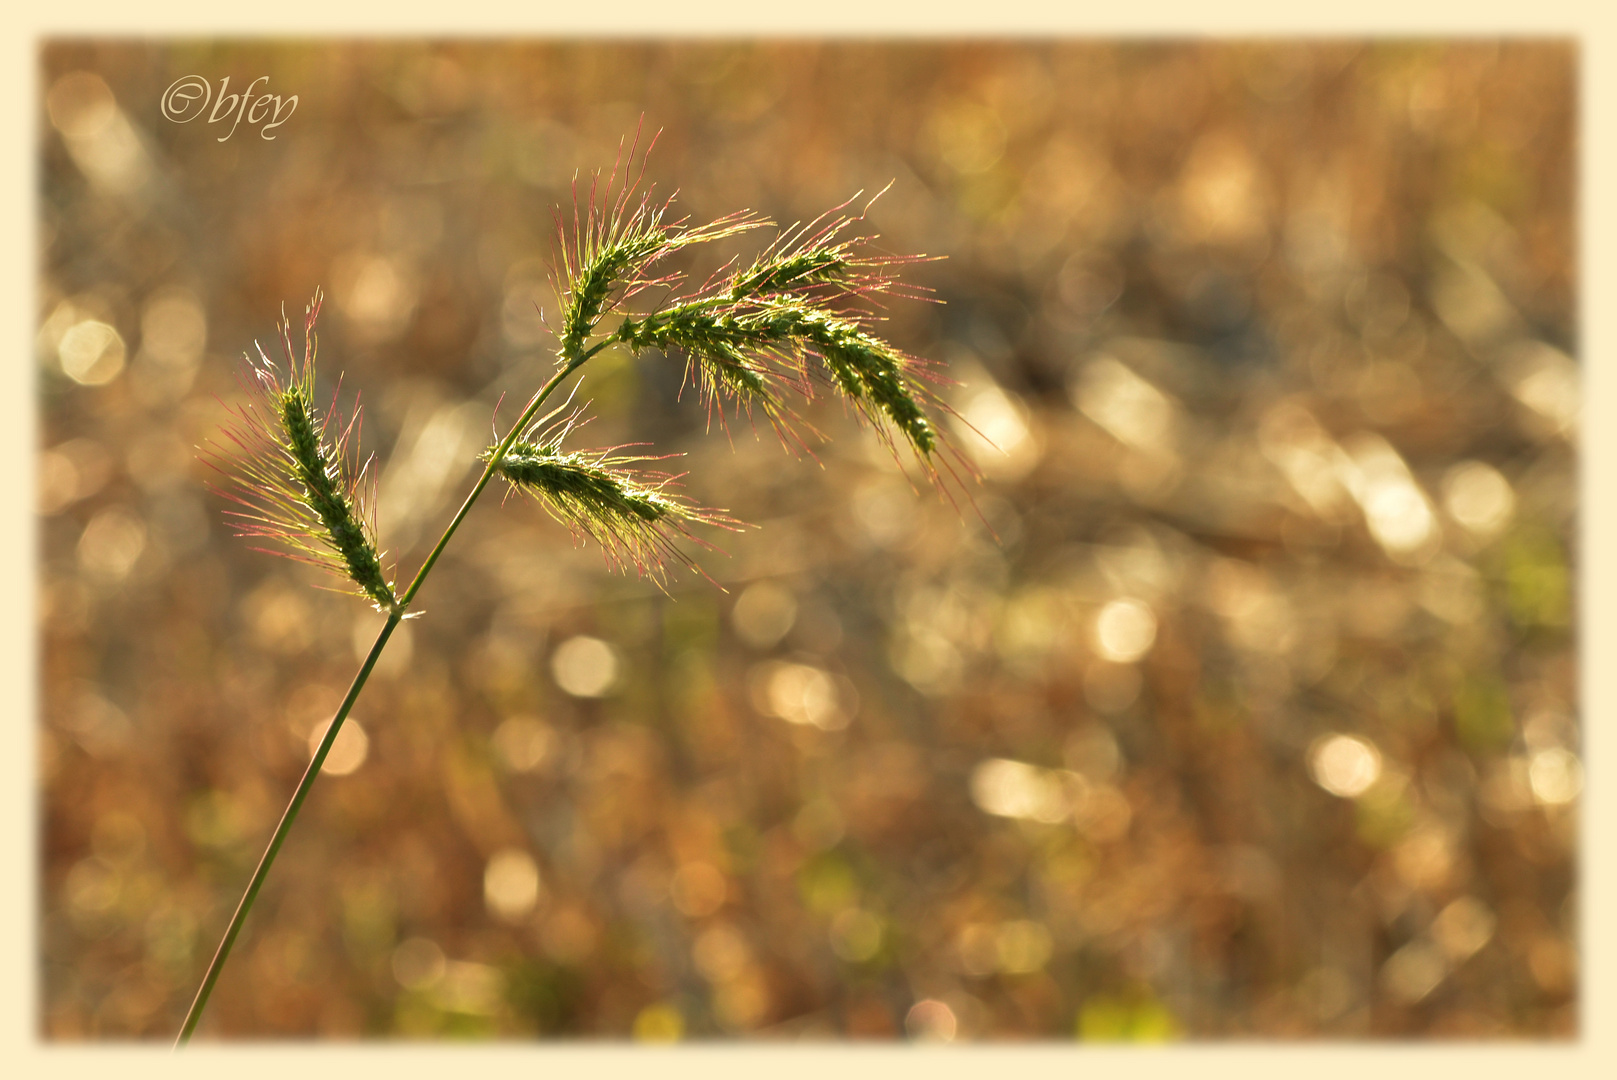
555,125,766,362
204,290,397,610
547,133,952,483
484,407,740,585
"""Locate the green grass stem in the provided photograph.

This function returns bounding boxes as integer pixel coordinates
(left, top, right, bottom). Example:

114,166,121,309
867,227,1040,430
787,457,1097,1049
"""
175,610,401,1046
177,348,596,1046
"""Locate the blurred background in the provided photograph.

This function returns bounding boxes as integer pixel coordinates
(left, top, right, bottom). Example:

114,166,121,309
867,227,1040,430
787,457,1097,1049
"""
37,41,1577,1039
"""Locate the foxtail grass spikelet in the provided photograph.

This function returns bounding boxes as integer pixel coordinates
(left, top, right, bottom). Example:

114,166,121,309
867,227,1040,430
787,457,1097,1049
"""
206,291,397,610
614,303,802,437
749,299,939,457
720,186,935,308
618,298,939,459
482,406,739,583
554,127,765,362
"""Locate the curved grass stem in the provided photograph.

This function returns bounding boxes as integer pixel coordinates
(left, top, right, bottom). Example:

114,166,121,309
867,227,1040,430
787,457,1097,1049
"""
176,345,598,1047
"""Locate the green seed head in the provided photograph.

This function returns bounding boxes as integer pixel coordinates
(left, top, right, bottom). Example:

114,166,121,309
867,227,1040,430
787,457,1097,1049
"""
207,290,397,611
481,412,738,582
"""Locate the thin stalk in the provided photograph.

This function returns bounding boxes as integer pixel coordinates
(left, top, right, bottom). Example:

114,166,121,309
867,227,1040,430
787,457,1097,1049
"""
397,348,596,607
175,610,401,1046
177,341,602,1046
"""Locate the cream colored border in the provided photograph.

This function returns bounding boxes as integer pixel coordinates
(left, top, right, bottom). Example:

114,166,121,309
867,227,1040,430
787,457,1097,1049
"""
5,4,1610,1078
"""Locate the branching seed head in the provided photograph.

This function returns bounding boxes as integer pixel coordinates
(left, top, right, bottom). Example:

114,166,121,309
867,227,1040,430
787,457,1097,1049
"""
556,163,954,475
529,137,970,566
